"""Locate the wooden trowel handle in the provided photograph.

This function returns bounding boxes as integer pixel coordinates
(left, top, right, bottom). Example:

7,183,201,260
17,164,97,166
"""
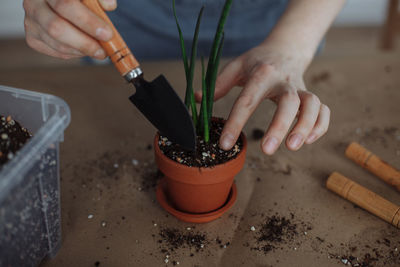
82,0,140,76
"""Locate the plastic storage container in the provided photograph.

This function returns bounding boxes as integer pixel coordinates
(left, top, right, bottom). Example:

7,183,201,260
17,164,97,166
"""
0,85,71,267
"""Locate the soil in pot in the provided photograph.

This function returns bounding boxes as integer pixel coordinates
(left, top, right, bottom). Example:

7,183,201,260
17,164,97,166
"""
158,118,243,168
0,115,32,168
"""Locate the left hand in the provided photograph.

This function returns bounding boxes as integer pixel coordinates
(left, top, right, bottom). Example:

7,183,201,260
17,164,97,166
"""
196,43,330,155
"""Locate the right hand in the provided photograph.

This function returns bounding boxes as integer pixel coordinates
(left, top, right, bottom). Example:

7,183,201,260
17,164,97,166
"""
23,0,117,59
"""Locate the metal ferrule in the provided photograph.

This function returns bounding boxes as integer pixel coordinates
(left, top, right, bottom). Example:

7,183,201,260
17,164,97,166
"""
124,67,143,82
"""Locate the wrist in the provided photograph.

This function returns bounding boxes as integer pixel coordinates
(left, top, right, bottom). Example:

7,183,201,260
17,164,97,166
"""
259,0,345,71
259,38,313,72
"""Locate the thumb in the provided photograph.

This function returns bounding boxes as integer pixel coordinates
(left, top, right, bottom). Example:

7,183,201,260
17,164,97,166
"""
195,59,243,102
99,0,117,11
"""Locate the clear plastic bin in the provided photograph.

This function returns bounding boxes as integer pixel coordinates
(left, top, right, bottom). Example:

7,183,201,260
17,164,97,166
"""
0,85,71,267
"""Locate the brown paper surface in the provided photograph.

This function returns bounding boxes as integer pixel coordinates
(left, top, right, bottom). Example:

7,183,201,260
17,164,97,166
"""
0,52,399,266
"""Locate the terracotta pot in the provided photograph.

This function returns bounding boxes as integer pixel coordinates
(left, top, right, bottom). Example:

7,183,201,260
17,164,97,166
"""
154,127,247,214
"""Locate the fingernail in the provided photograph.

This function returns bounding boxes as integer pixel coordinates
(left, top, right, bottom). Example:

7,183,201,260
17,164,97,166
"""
99,0,116,8
94,49,105,58
262,136,278,155
220,133,235,150
288,133,303,150
306,133,317,144
96,27,112,41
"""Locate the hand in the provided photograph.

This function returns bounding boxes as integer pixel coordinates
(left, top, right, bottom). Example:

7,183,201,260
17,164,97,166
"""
23,0,117,59
196,44,330,155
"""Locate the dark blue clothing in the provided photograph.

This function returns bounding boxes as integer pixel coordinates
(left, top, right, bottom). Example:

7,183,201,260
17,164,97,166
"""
107,0,289,60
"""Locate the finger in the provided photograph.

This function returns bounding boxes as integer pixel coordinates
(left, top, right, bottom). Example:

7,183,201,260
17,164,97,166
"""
220,94,261,150
46,0,113,41
99,0,117,11
194,59,243,102
286,91,321,151
261,89,300,155
215,59,243,100
305,104,330,144
34,3,106,58
219,69,271,150
26,18,83,56
26,34,80,59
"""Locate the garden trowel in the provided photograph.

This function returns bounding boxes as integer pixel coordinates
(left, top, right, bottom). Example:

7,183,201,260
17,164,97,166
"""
83,0,196,151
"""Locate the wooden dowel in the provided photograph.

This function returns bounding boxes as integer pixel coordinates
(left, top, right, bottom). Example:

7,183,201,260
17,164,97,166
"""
326,172,400,229
381,0,399,50
345,142,400,192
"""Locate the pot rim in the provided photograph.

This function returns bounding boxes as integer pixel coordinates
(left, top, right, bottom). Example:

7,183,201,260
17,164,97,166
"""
154,131,247,173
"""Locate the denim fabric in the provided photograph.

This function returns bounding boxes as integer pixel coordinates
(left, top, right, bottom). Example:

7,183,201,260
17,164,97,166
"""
107,0,289,60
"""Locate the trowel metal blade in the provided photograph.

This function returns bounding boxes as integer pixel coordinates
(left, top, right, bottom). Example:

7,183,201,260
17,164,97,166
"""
129,75,196,151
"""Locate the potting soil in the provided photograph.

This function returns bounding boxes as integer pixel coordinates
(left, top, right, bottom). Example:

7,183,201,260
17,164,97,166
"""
159,118,243,167
0,115,32,167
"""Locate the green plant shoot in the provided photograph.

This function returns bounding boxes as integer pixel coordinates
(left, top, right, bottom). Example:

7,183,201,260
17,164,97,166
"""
201,57,209,142
173,0,199,126
172,0,189,81
205,0,232,121
187,6,204,127
173,0,233,143
207,32,225,122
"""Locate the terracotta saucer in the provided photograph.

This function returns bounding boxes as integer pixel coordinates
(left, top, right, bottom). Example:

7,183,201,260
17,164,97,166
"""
156,179,237,223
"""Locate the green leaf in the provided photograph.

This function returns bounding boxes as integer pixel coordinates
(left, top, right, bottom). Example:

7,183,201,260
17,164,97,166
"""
207,32,224,121
187,6,204,128
172,0,233,140
204,0,232,124
201,56,209,142
172,0,190,104
205,0,233,88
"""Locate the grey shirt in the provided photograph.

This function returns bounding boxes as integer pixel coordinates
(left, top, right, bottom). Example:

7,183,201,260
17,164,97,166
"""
108,0,289,59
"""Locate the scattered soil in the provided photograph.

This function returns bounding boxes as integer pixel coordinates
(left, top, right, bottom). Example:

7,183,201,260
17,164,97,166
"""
319,233,400,266
334,141,348,154
251,213,311,254
140,169,163,192
359,127,388,148
157,226,231,264
246,210,399,266
384,65,392,73
339,253,377,267
257,216,297,244
159,118,243,167
0,115,32,168
158,227,207,252
353,126,399,149
383,127,398,136
335,126,399,153
311,71,331,85
340,236,400,266
67,149,162,195
251,128,264,141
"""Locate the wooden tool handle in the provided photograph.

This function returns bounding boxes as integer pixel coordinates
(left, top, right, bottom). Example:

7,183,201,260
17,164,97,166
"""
327,172,400,228
82,0,139,76
345,142,400,192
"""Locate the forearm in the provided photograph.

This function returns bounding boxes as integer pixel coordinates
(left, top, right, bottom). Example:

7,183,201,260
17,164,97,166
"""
263,0,345,68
